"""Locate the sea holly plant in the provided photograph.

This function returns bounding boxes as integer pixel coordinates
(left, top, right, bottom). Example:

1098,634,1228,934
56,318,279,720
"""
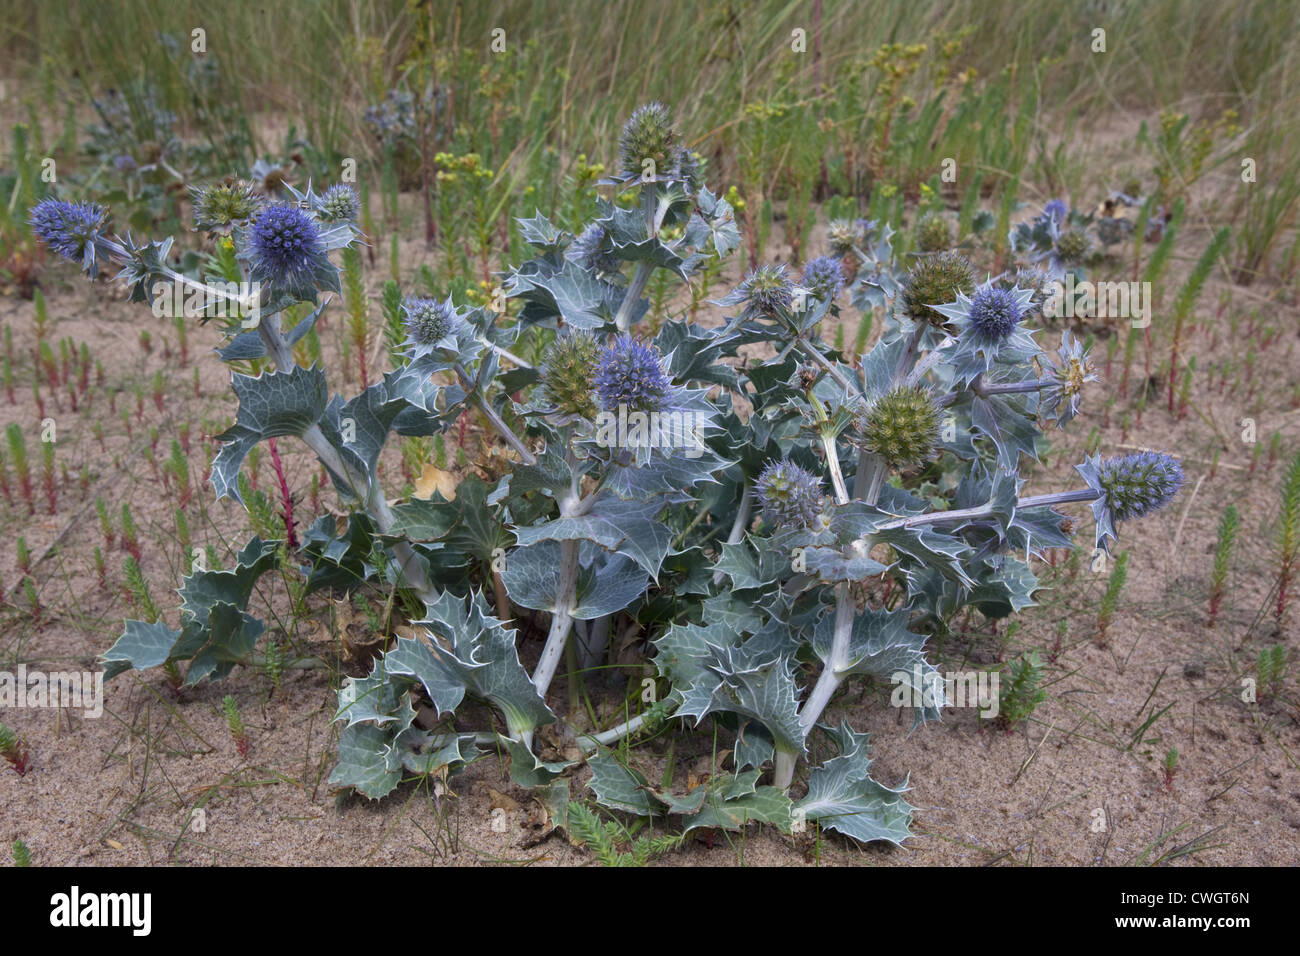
31,102,1185,851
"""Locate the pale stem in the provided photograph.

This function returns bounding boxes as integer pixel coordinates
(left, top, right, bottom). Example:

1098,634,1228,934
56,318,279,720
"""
529,445,592,716
796,337,861,395
871,487,1099,532
935,376,1055,408
256,315,437,603
576,614,612,672
577,711,649,753
711,482,753,585
774,441,889,789
529,540,578,698
612,186,659,332
453,362,537,466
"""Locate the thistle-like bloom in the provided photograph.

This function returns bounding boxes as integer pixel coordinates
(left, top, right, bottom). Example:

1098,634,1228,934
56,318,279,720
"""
247,202,333,297
1044,198,1068,223
1041,330,1098,427
401,296,461,352
999,266,1051,317
756,460,824,530
915,213,952,252
1077,451,1184,551
826,218,865,256
901,251,975,325
856,386,941,470
618,102,683,181
568,224,621,274
541,332,600,419
113,154,137,175
801,256,845,302
737,264,795,317
594,336,670,413
29,199,111,273
967,287,1023,342
1055,227,1091,265
317,184,360,223
193,180,261,234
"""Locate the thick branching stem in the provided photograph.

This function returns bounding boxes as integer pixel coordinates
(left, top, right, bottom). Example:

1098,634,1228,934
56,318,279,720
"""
256,315,438,603
530,539,579,698
774,339,908,791
711,482,753,586
935,376,1055,408
577,711,648,753
613,186,660,333
528,446,593,742
454,363,537,466
797,337,860,395
615,263,653,333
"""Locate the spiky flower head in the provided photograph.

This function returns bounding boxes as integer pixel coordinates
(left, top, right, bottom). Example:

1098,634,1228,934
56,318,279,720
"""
1078,451,1184,551
248,202,333,296
541,332,600,419
1042,330,1098,427
801,255,845,302
193,180,261,234
594,336,670,414
618,102,682,180
1055,227,1091,264
857,385,941,470
113,154,137,174
756,460,824,530
1000,266,1051,316
902,251,975,325
317,184,360,223
401,296,460,350
967,286,1023,342
827,218,865,256
568,224,621,274
1044,198,1068,223
29,199,110,271
915,213,952,252
738,264,796,316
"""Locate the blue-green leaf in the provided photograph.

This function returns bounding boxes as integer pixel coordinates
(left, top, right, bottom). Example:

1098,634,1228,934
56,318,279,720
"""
794,722,914,845
212,364,328,502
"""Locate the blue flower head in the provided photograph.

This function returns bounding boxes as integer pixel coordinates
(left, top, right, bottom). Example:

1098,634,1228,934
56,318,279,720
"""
248,202,334,298
318,184,360,223
1044,199,1068,223
756,459,824,530
738,264,795,316
568,224,621,274
1078,451,1184,551
594,336,670,413
29,199,110,273
401,296,461,352
968,286,1023,342
802,256,845,302
931,281,1038,383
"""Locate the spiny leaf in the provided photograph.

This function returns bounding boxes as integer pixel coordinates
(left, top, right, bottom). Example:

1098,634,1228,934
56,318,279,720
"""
212,364,328,502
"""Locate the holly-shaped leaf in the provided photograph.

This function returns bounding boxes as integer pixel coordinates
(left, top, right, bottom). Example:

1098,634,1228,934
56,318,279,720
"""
512,495,672,580
794,722,914,845
812,605,943,724
212,364,329,502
